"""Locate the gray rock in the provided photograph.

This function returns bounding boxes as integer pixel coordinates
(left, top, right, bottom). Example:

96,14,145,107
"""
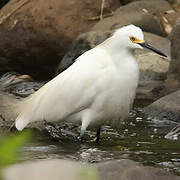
166,17,180,92
2,159,90,180
92,0,172,36
2,159,179,180
0,72,44,98
143,90,180,123
136,80,166,101
136,32,170,81
97,159,180,180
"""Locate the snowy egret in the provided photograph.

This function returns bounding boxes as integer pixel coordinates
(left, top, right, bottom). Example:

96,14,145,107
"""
15,25,167,143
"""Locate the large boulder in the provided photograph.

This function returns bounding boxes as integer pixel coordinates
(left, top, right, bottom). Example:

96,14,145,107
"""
2,159,180,180
0,0,120,80
92,0,172,36
166,18,180,92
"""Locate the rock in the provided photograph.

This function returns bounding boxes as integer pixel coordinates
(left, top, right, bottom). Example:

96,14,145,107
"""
166,18,180,92
2,159,179,180
162,11,180,35
97,159,180,180
2,159,91,180
143,90,180,123
0,0,120,80
135,32,170,81
92,0,172,36
136,80,166,101
0,72,44,97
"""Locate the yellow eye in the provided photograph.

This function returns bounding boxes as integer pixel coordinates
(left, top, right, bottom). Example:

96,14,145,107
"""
130,36,136,42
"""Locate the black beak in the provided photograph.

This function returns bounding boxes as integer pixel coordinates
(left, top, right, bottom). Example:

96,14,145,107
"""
138,42,167,57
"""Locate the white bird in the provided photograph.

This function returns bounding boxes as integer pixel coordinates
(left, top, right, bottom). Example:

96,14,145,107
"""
15,25,166,143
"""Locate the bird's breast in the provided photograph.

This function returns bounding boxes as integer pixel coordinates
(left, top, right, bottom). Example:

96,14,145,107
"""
89,58,139,125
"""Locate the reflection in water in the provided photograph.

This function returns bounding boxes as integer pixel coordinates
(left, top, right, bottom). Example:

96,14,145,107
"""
20,108,180,176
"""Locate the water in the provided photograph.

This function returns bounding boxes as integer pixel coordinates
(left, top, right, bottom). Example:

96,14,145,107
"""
19,107,180,176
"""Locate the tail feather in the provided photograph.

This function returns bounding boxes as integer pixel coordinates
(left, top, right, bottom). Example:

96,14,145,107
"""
0,91,30,130
0,91,21,120
15,116,29,131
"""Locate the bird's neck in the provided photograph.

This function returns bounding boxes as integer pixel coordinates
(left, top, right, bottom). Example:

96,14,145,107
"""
98,37,136,66
99,37,133,55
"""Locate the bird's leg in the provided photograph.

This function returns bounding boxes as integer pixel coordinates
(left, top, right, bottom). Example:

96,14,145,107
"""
77,119,90,142
100,0,105,20
77,129,85,142
96,127,101,144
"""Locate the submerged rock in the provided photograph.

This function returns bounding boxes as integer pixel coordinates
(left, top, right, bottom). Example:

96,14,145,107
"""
2,159,179,180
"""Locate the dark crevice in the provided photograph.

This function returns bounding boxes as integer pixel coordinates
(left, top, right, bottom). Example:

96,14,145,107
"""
0,0,10,9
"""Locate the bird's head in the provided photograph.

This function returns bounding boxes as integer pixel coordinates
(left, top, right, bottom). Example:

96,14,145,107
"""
112,25,167,57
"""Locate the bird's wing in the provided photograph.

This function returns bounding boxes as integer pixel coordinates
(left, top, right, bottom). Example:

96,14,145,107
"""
17,48,111,126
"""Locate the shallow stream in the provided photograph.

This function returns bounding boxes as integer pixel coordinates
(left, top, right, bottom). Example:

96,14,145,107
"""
18,105,180,176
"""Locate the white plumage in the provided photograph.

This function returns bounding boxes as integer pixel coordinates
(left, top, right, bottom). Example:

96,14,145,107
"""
15,25,166,142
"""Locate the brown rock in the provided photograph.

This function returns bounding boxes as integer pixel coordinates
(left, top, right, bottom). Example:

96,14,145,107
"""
166,17,180,91
92,0,172,36
0,0,121,80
